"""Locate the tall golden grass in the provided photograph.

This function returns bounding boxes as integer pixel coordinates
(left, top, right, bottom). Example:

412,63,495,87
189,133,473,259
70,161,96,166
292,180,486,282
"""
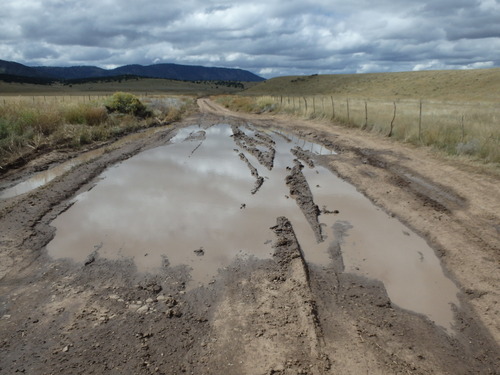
0,94,193,167
215,95,499,165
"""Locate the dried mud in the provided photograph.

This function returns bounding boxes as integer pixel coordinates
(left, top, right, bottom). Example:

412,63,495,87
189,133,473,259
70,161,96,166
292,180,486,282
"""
0,100,498,374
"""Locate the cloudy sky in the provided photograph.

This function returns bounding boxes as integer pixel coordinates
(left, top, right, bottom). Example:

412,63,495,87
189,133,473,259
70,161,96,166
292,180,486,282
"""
1,0,499,78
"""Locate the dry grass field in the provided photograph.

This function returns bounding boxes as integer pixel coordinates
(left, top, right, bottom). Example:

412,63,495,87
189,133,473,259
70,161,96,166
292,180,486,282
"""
218,68,500,165
0,93,195,167
243,68,500,101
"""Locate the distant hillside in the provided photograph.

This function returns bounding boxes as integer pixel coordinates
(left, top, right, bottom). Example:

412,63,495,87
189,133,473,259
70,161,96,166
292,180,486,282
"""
0,59,265,83
0,60,41,78
35,65,108,80
245,69,500,102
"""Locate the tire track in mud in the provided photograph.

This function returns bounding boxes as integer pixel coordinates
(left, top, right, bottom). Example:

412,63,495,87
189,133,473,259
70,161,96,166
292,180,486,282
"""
291,146,316,168
236,152,265,194
206,217,331,374
285,161,324,243
231,125,276,170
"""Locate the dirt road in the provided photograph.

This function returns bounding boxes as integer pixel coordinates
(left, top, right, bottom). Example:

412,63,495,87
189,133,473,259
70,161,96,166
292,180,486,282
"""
0,99,498,374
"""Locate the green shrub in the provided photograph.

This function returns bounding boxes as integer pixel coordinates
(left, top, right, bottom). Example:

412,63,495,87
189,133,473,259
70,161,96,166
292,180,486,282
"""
105,92,151,118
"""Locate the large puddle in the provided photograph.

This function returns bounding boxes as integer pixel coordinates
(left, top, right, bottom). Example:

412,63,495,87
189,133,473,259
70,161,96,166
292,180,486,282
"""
46,123,459,330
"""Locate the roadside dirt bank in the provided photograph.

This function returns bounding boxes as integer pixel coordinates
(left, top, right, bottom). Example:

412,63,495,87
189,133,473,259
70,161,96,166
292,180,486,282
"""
0,100,498,374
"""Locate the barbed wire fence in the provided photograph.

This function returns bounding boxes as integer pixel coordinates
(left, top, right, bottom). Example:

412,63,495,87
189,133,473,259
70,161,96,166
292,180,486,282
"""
264,95,499,163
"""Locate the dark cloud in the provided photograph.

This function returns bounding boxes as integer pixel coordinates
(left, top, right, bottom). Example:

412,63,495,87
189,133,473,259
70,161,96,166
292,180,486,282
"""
1,0,499,77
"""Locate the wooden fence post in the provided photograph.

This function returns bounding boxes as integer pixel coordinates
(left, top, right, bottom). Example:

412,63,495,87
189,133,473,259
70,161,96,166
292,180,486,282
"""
331,96,335,119
461,114,465,142
364,100,368,128
346,98,350,122
303,97,308,114
419,100,422,141
388,101,397,137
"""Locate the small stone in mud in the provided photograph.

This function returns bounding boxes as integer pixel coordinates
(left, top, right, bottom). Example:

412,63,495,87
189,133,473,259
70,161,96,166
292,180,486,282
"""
322,205,340,215
137,305,149,314
194,247,205,256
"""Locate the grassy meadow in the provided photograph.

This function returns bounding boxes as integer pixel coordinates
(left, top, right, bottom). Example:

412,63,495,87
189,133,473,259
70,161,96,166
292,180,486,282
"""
218,68,500,166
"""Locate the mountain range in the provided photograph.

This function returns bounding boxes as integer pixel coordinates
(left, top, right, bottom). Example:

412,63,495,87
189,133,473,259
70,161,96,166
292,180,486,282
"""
0,59,265,83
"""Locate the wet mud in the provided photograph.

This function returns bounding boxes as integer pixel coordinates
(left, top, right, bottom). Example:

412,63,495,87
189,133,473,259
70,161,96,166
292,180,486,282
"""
0,101,498,374
237,152,265,194
291,146,316,168
285,161,323,243
231,124,276,170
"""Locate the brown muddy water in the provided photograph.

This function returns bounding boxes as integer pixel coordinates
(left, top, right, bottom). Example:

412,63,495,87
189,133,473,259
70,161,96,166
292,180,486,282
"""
45,123,459,331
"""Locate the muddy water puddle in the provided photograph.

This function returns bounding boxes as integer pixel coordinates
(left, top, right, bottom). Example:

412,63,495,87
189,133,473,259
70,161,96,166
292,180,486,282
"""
0,150,105,199
0,127,167,199
46,123,459,330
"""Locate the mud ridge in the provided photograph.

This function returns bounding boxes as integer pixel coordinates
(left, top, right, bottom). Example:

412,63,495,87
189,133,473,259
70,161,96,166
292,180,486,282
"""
237,152,265,194
231,125,276,170
285,161,324,243
270,216,331,373
291,146,316,168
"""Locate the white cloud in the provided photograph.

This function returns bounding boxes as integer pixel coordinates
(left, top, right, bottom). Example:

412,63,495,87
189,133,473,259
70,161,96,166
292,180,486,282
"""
461,61,495,70
0,0,499,77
